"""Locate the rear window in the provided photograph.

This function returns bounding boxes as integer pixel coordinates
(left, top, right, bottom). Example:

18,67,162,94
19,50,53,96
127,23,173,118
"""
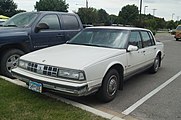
62,15,80,30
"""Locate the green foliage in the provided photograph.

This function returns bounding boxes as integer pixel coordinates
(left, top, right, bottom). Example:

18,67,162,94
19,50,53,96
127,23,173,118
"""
0,0,17,17
77,7,98,24
118,4,139,26
77,8,117,25
166,20,177,29
97,9,109,25
0,79,106,120
0,0,26,17
35,0,69,12
109,14,119,25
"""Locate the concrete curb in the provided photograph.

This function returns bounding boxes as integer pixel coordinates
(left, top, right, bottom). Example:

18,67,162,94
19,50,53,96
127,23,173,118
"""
0,76,124,120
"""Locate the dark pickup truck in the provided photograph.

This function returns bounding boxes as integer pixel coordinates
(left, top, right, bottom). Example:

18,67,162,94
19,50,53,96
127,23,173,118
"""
0,11,83,78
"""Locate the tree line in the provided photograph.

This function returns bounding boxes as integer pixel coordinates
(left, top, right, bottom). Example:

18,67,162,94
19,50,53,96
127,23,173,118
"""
1,0,180,31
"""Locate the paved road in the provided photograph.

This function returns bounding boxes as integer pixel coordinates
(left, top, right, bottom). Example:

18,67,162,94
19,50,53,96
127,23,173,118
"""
54,33,181,120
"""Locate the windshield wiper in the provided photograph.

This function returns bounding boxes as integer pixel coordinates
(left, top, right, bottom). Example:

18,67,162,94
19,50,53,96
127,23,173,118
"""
67,42,86,45
67,42,113,48
3,25,17,27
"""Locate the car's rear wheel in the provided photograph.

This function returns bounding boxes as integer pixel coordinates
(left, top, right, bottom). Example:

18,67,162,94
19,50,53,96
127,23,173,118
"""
0,49,24,78
96,69,120,102
150,55,160,73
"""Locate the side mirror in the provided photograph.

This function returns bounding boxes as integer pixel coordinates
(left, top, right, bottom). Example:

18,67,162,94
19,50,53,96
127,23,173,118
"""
127,45,138,52
35,23,49,33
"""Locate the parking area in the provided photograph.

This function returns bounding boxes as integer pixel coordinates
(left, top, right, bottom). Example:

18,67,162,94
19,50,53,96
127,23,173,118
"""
51,33,181,120
1,32,180,120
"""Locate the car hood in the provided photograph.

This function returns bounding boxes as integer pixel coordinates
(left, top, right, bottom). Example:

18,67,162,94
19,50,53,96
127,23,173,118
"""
0,27,29,42
0,26,26,32
21,44,126,70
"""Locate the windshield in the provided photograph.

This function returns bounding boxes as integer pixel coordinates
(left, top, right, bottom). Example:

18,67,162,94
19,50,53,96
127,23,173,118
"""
68,29,129,49
176,26,181,30
2,12,38,27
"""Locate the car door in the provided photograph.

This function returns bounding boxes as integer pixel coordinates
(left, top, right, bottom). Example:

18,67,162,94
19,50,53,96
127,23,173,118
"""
140,31,157,66
60,14,82,41
126,31,145,76
31,14,65,50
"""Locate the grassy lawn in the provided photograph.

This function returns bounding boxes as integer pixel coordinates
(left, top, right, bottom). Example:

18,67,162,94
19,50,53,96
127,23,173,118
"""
0,78,106,120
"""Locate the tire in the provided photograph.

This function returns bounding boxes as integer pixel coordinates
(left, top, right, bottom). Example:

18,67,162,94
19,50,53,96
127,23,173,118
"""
176,38,179,41
0,49,24,78
150,55,160,74
96,69,120,102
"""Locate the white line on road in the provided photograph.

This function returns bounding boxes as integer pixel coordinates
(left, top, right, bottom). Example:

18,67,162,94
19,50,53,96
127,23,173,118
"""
122,70,181,115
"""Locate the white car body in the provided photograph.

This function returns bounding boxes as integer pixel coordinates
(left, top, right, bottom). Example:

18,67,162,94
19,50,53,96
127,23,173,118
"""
12,27,165,102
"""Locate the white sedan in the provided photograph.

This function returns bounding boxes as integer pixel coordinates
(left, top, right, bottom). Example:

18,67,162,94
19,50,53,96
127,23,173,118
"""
12,27,164,102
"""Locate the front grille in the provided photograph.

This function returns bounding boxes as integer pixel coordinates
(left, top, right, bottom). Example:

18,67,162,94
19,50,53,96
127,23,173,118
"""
27,62,59,77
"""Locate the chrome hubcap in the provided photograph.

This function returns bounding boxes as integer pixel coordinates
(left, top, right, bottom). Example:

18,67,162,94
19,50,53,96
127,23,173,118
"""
6,54,20,72
107,75,117,96
154,58,159,71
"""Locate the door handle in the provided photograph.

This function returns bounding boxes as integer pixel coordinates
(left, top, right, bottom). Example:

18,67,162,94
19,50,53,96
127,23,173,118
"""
142,51,146,53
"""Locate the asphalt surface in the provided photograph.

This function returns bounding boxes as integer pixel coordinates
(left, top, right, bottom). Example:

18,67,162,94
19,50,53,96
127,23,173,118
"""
53,32,181,120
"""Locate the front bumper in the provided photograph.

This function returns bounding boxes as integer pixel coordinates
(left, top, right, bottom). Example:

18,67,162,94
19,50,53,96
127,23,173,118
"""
11,67,95,96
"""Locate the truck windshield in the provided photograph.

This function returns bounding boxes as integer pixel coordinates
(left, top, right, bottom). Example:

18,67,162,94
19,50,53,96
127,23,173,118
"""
68,29,129,49
176,26,181,30
2,12,38,27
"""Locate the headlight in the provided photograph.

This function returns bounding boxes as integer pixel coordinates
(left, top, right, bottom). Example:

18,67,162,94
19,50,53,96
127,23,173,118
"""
18,60,28,69
58,68,86,81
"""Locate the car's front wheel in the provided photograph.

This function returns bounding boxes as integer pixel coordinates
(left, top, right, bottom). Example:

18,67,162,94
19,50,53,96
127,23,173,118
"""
0,49,24,78
97,69,120,102
150,55,160,73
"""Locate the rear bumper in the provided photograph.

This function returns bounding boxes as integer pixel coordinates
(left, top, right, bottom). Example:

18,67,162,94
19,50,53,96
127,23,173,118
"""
11,68,97,96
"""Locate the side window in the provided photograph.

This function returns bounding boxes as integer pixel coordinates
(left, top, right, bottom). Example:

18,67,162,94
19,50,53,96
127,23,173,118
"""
39,14,60,30
62,15,79,30
129,31,142,49
141,31,153,47
148,32,155,45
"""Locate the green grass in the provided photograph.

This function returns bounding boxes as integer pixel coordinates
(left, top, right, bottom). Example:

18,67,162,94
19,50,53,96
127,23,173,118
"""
0,78,106,120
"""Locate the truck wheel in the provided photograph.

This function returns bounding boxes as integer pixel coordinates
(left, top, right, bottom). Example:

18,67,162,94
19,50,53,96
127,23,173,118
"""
150,55,160,73
0,49,24,78
97,69,120,102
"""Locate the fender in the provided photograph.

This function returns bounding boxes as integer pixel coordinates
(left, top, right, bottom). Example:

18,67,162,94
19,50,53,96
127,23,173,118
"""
0,31,31,53
103,61,125,77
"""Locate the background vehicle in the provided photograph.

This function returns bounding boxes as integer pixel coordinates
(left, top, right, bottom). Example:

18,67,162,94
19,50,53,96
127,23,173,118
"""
175,25,181,41
12,27,164,102
0,15,9,25
0,11,83,78
0,19,6,24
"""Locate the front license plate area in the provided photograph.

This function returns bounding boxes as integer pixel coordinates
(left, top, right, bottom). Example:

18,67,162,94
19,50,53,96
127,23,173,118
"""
29,81,42,93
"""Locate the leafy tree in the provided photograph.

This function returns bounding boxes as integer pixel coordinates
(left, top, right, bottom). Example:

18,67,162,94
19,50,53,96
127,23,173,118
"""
77,7,98,24
35,0,69,12
109,14,118,25
166,20,177,29
97,9,109,25
0,0,17,17
118,4,139,26
155,18,166,29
